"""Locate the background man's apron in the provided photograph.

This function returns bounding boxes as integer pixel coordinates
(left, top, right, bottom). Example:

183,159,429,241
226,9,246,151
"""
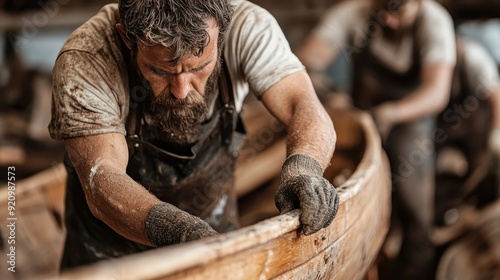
351,14,437,274
60,59,246,270
435,40,498,222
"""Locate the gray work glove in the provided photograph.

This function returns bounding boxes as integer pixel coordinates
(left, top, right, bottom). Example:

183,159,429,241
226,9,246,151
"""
275,154,340,235
145,202,218,247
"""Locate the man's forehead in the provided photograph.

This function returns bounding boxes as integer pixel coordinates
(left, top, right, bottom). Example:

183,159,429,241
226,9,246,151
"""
136,42,176,61
136,44,216,71
137,18,219,57
374,0,413,11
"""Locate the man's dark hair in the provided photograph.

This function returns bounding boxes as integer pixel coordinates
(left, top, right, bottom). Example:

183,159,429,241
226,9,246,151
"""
119,0,234,65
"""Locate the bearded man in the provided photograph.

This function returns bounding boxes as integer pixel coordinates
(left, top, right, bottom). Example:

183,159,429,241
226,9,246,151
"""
49,0,339,269
297,0,456,278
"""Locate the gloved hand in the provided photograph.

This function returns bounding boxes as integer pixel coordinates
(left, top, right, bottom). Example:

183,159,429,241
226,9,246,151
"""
275,154,340,235
489,128,500,158
371,102,399,143
145,202,218,247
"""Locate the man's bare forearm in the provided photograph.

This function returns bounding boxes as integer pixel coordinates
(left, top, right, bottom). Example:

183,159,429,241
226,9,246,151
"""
286,102,336,170
84,161,159,246
389,64,454,123
260,71,336,171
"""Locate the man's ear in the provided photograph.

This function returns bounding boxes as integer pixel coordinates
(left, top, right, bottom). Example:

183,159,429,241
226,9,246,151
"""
116,23,132,50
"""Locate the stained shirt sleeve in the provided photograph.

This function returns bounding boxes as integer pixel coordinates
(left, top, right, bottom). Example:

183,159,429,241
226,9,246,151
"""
310,0,367,53
49,50,128,140
224,0,305,105
462,39,500,94
417,2,456,67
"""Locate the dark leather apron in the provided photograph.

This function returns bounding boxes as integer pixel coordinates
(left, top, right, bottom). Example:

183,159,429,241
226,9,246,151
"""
61,53,246,270
437,41,491,169
125,57,246,232
351,23,421,109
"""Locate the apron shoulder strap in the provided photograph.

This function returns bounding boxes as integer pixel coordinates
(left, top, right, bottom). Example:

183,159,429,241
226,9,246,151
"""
123,44,143,138
218,58,237,146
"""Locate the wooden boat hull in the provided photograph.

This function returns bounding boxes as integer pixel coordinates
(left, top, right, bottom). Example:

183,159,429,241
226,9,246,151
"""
0,109,391,280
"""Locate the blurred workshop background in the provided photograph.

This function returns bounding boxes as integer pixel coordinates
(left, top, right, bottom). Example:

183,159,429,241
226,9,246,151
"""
0,1,499,279
1,0,499,181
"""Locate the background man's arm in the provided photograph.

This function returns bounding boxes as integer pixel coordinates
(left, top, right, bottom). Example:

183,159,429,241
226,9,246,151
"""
296,31,352,109
373,64,454,140
390,64,454,121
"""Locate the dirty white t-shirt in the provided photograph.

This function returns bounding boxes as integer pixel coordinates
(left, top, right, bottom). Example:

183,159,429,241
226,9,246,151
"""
49,0,304,140
459,39,500,95
312,0,456,74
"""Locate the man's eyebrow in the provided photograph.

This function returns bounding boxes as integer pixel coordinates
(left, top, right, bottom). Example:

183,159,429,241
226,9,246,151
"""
147,59,213,75
190,60,213,72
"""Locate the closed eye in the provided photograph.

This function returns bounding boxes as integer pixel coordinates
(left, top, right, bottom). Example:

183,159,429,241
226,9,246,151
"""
189,60,212,73
146,59,212,76
148,66,170,76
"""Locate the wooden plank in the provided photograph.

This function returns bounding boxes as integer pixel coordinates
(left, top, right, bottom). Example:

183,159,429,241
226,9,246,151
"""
0,6,103,31
16,193,65,277
235,138,286,197
238,177,280,228
235,98,287,197
0,163,66,279
0,163,67,205
0,187,65,279
329,109,365,151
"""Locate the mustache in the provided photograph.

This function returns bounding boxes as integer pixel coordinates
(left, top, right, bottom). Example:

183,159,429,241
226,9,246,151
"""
152,89,205,108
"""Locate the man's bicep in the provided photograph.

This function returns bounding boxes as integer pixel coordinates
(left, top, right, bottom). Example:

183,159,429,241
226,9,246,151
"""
422,63,454,87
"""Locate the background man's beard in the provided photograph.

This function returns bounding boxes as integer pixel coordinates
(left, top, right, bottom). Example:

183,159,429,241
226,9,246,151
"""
145,61,221,144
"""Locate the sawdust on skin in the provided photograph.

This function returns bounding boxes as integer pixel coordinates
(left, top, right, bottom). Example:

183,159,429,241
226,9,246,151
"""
259,71,336,170
66,132,214,247
65,134,159,247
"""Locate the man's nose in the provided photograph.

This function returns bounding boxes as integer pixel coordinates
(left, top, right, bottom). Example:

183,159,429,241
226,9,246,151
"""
384,15,401,30
170,74,190,99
